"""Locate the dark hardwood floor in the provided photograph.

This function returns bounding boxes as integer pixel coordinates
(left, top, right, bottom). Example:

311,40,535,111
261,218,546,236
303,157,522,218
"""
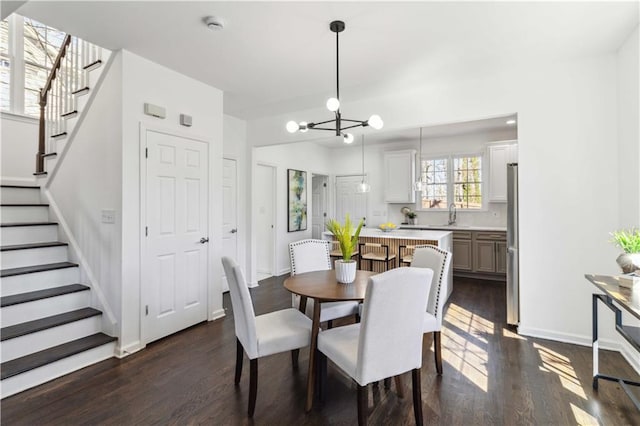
3,276,640,425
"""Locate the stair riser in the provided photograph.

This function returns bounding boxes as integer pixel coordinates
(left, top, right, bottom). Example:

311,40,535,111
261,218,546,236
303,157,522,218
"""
0,206,49,223
2,291,90,327
0,188,40,204
1,316,101,362
1,246,68,270
1,267,79,296
1,341,116,399
0,225,58,245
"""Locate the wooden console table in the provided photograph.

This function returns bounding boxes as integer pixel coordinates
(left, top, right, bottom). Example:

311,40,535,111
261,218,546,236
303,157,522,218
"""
585,274,640,410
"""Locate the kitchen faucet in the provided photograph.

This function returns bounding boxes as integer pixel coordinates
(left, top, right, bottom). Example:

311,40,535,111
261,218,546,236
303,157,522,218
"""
448,203,457,225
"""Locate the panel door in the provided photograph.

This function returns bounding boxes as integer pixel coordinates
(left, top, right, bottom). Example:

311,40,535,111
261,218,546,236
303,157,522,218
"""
221,158,238,292
335,175,367,225
144,130,209,343
311,175,327,239
495,241,508,274
474,240,496,273
255,164,275,276
452,239,473,271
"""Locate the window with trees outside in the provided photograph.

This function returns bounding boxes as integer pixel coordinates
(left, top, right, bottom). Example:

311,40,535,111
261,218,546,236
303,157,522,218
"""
419,154,483,210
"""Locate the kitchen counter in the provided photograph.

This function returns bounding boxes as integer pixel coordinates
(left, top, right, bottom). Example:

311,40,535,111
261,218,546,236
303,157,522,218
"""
400,224,507,232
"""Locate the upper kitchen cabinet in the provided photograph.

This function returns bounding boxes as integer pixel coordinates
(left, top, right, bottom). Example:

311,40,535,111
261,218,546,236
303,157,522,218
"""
384,150,416,203
487,143,518,203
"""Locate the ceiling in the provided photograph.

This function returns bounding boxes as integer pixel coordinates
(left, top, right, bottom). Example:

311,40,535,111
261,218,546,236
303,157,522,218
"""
15,1,639,120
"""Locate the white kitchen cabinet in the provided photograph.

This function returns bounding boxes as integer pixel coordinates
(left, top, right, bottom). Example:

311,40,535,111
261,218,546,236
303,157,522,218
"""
487,143,518,203
383,150,416,203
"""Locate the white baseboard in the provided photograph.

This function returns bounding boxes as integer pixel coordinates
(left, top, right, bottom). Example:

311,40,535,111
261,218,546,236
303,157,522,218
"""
209,308,226,321
248,281,259,288
115,341,145,358
518,326,640,374
278,267,291,276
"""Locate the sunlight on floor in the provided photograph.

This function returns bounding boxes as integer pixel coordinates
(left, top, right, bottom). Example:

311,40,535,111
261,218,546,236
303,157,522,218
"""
534,343,587,400
502,327,527,340
446,303,494,339
570,403,599,425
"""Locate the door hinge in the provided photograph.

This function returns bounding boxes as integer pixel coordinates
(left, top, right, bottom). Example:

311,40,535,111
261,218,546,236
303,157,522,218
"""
145,305,149,316
145,148,148,158
145,226,148,236
323,182,327,187
323,212,327,217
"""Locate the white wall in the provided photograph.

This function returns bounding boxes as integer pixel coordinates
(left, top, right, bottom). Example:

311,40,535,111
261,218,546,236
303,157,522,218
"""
0,113,38,184
617,26,639,228
223,114,249,280
247,52,635,356
252,142,333,279
120,50,224,354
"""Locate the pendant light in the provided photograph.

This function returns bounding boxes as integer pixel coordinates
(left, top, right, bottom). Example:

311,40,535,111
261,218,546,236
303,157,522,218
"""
413,127,424,192
285,20,383,144
356,134,370,193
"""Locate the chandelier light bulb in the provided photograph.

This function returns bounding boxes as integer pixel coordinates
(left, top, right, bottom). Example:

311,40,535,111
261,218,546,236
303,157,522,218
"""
343,133,354,144
367,114,384,130
286,121,299,133
326,97,340,112
299,122,309,133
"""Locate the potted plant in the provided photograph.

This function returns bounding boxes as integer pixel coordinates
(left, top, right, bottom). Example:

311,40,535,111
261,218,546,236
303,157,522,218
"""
407,211,418,225
326,214,364,283
611,228,640,273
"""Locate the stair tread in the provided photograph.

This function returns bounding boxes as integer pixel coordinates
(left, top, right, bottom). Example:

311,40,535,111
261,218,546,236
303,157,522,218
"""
1,261,78,278
1,222,57,227
1,241,67,251
1,307,102,341
0,203,48,206
0,332,116,380
1,284,89,307
0,185,40,189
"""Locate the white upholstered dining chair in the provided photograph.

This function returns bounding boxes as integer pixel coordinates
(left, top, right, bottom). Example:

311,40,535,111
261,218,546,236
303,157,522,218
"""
317,267,433,425
410,245,452,375
221,257,312,417
288,239,360,326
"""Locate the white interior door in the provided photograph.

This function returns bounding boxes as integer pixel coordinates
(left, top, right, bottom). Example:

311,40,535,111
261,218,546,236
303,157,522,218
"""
311,174,327,239
221,158,238,292
255,164,275,279
144,130,209,343
335,175,367,225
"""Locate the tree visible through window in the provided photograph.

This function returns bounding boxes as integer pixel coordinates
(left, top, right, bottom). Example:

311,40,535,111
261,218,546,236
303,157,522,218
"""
1,20,10,111
418,155,483,210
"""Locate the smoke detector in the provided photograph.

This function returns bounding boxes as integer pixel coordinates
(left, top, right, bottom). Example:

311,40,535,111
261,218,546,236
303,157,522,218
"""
204,16,225,31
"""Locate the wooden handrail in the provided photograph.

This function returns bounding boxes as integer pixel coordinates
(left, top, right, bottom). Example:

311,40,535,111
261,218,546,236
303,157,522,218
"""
37,34,71,174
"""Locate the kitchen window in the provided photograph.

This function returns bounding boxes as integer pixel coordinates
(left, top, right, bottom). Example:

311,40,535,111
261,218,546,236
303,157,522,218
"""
418,154,483,210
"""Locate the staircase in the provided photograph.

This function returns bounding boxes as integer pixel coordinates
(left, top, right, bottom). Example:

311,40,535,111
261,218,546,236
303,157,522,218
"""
0,185,116,398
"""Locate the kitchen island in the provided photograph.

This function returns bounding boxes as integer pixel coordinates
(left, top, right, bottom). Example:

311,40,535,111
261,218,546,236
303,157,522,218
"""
322,227,453,299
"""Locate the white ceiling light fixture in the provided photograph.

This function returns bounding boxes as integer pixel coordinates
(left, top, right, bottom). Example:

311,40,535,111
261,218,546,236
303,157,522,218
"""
357,135,370,193
204,16,225,31
285,20,383,144
413,127,424,192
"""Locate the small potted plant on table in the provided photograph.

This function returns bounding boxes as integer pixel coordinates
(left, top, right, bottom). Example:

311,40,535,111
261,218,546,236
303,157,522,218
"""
326,214,364,283
407,211,418,225
611,228,640,273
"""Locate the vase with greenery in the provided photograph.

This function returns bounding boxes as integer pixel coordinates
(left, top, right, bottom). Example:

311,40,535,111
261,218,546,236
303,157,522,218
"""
326,214,364,283
611,228,640,273
407,211,418,225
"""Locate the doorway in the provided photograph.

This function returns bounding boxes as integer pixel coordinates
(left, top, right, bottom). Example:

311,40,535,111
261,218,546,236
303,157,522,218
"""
255,163,276,281
221,158,238,292
311,174,328,239
335,175,367,225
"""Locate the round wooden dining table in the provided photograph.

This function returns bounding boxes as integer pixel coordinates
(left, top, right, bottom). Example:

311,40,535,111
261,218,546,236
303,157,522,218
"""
283,269,376,412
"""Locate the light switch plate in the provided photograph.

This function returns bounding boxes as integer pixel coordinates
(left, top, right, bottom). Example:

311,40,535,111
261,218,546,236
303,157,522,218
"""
101,209,116,224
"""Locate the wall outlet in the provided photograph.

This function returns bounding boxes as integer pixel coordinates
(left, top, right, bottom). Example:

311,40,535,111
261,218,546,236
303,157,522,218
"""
101,209,116,224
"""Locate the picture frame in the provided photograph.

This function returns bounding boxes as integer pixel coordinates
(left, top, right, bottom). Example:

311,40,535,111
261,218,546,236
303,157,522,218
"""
287,169,307,232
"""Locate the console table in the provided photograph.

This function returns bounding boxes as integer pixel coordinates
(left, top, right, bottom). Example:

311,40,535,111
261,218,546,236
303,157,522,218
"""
585,274,640,410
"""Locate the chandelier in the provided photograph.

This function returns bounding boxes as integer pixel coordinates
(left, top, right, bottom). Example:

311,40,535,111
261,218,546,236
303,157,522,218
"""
286,20,383,143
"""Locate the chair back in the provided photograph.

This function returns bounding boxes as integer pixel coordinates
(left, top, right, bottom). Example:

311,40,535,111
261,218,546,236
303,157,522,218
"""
356,267,433,384
289,239,331,275
221,257,258,359
411,245,451,325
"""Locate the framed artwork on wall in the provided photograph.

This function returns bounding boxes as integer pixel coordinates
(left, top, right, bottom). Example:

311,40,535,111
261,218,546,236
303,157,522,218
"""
288,169,307,232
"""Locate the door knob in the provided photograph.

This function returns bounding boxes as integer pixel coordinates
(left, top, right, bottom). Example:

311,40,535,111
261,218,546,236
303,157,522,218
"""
230,229,237,234
199,237,209,244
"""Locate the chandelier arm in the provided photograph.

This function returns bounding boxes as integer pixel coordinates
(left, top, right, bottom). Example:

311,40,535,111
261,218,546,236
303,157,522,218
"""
340,118,367,124
308,127,339,131
309,118,337,127
339,123,367,131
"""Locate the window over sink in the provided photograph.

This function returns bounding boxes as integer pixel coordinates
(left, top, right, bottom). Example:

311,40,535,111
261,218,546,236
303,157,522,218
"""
419,154,483,210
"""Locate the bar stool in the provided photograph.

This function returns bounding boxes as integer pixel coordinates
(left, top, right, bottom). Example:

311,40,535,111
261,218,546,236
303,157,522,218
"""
329,240,359,267
398,245,416,266
358,243,396,271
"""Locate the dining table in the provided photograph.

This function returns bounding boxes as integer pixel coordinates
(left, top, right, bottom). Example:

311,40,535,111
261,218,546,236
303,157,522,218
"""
283,269,376,411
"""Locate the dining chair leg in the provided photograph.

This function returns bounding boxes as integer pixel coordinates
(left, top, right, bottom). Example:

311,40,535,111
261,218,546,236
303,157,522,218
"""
318,352,327,402
394,375,405,398
235,339,243,384
434,331,443,375
412,368,423,425
327,320,333,329
357,384,368,426
248,359,258,417
291,349,299,370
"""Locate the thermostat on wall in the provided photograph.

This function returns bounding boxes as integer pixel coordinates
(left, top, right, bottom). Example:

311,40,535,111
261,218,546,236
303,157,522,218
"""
180,114,192,127
144,103,166,119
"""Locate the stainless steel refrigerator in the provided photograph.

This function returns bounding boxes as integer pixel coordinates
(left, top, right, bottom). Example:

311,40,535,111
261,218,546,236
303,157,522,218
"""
507,163,519,326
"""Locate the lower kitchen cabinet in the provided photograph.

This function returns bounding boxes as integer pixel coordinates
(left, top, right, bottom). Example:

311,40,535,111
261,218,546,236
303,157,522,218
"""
495,241,507,274
452,238,473,271
474,240,497,273
452,230,507,279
